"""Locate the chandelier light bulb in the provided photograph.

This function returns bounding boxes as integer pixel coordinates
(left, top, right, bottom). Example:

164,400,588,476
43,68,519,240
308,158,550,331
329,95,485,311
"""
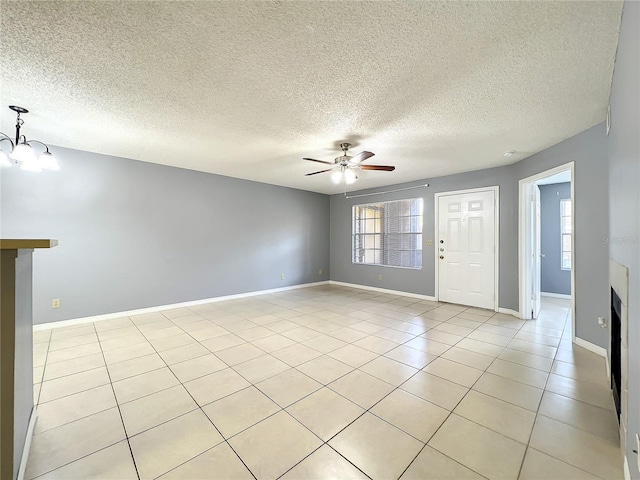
10,142,34,163
0,150,11,167
20,154,42,172
330,170,343,184
39,151,60,171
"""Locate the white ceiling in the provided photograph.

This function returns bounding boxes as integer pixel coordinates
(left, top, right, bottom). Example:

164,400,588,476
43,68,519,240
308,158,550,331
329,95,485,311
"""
0,1,622,195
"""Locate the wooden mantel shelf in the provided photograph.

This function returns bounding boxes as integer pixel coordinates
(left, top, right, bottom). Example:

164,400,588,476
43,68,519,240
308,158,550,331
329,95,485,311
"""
0,239,58,250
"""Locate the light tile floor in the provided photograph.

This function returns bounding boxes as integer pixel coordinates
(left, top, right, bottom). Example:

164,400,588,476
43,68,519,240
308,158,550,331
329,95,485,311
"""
28,286,623,479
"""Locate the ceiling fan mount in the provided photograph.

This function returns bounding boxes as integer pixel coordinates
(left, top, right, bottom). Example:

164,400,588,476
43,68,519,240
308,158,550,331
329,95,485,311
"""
303,143,395,184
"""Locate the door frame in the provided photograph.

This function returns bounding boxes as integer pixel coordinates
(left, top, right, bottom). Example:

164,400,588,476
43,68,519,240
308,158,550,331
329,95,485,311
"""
518,162,575,339
434,186,500,311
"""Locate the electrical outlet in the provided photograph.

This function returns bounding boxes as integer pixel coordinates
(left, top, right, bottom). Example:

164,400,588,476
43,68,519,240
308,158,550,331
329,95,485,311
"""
51,299,60,309
378,274,383,281
280,273,285,280
319,269,323,276
427,239,433,246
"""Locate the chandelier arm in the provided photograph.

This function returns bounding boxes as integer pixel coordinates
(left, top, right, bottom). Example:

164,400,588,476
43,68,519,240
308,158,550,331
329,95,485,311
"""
0,134,15,149
25,139,51,153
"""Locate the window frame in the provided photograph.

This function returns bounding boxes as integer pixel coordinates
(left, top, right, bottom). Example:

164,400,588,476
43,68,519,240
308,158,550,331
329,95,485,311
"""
351,197,424,270
560,198,572,271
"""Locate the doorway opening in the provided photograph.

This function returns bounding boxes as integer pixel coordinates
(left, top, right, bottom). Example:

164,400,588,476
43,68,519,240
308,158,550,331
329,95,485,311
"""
519,163,575,336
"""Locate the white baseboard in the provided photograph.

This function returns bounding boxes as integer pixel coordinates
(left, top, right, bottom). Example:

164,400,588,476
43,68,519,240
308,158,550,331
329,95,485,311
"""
329,281,437,302
34,281,330,331
574,336,607,357
17,407,37,480
623,454,631,480
497,307,521,318
541,292,572,299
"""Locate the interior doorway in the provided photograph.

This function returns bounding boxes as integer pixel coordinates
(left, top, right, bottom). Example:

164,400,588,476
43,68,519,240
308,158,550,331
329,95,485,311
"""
519,163,575,335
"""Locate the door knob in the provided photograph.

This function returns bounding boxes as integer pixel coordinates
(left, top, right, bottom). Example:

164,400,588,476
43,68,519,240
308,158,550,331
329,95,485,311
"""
440,240,444,244
439,255,444,259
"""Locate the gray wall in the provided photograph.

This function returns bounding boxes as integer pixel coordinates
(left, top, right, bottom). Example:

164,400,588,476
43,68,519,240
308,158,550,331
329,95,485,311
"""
0,147,330,324
539,182,571,295
607,0,639,476
331,123,609,347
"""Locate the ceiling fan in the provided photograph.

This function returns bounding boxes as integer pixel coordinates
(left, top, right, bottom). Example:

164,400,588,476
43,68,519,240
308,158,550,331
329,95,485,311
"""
303,143,395,184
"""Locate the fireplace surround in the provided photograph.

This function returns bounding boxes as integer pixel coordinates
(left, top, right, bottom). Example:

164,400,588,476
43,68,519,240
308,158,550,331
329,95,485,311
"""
610,258,629,453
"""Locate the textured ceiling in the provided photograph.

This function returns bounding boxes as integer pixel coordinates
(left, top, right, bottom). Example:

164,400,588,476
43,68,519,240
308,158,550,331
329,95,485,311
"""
0,1,622,194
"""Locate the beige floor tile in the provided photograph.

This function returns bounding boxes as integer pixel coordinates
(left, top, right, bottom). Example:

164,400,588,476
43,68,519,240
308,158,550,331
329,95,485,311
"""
158,442,253,479
507,338,557,358
429,414,526,479
102,342,156,365
529,415,623,479
476,323,518,338
353,335,399,354
39,367,110,403
281,445,368,480
454,390,536,443
99,333,148,352
235,325,276,342
120,384,198,436
423,357,483,388
169,353,227,382
435,322,475,337
301,333,348,353
446,316,484,330
112,367,179,404
149,333,196,352
472,372,543,411
498,348,554,372
403,337,451,356
538,391,619,442
329,412,424,480
400,371,468,411
551,359,610,386
519,447,600,480
401,445,484,479
256,368,322,407
250,314,282,326
371,389,449,442
297,355,354,384
129,409,223,479
350,320,388,334
138,323,178,337
93,317,134,332
441,347,494,370
383,345,436,369
36,384,117,433
49,333,98,352
33,330,52,343
33,366,44,384
281,326,324,342
455,338,504,357
328,344,379,368
327,326,369,342
25,408,126,479
96,325,140,342
43,353,105,381
287,387,364,441
359,356,418,386
421,329,464,346
157,342,210,365
203,386,280,438
329,370,395,409
201,333,246,352
184,367,250,406
554,345,606,369
251,333,297,352
486,358,549,389
229,410,322,480
216,343,270,366
188,325,230,342
389,321,428,335
45,342,102,364
266,319,301,334
545,373,614,410
372,328,416,344
271,343,323,366
467,330,512,346
107,353,166,382
233,354,291,383
514,330,561,347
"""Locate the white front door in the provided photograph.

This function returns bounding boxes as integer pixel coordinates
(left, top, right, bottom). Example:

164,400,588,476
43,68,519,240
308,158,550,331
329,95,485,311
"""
438,189,496,309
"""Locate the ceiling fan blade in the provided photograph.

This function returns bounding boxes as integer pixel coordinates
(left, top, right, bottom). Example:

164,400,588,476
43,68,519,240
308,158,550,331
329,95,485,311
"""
349,151,375,166
360,165,396,171
305,169,334,176
303,157,334,165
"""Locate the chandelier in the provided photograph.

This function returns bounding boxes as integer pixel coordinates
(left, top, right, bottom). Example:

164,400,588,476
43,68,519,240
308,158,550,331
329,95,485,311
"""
0,106,59,171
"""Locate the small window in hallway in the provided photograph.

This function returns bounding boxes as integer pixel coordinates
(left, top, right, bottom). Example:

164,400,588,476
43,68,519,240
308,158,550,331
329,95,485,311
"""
561,198,572,270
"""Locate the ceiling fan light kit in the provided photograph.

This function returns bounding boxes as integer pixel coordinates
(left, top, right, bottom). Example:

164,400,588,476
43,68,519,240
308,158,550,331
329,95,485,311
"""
0,105,59,171
303,142,395,185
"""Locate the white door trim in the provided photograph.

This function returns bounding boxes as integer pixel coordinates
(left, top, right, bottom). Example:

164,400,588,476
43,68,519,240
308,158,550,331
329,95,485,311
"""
434,186,500,311
518,162,575,339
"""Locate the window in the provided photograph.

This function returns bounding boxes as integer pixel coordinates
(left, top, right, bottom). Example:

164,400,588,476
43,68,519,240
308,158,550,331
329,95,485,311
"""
352,198,423,269
561,199,572,270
